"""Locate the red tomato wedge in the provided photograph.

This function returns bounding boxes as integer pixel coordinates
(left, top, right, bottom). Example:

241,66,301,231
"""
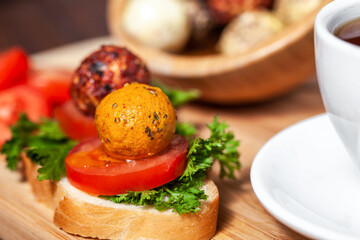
0,85,50,125
0,47,28,90
27,69,72,106
53,100,97,140
65,135,188,195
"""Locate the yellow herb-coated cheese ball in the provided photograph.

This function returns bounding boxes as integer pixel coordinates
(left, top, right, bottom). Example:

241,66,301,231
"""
95,83,176,159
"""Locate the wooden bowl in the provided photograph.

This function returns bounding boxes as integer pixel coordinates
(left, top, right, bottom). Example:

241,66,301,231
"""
107,0,331,104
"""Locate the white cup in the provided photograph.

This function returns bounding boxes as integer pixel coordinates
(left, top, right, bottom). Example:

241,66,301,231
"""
315,0,360,169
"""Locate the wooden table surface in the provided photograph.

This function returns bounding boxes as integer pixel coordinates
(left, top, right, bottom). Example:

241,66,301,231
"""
0,37,325,240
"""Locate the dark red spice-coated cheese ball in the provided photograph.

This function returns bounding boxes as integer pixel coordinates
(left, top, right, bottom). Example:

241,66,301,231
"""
207,0,274,24
70,45,151,116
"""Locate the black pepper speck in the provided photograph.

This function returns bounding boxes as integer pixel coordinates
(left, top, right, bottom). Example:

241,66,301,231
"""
154,112,160,120
104,84,112,91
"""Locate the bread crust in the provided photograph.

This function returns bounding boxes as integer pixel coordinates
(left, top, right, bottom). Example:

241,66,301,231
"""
54,178,219,240
22,153,57,208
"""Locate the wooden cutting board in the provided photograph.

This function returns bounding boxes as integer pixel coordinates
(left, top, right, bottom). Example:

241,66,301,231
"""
0,37,325,240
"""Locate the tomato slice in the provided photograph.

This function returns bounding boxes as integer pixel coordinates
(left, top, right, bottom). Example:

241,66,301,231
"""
27,69,72,106
53,100,97,140
65,135,188,195
0,85,50,125
0,47,28,90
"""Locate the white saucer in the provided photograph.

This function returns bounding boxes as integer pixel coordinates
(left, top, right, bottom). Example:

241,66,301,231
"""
251,114,360,240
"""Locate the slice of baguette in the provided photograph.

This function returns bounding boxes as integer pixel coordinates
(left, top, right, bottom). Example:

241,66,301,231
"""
54,178,219,240
22,153,57,208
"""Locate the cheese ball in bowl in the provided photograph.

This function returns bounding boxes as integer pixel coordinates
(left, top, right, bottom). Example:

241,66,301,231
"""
219,10,284,55
274,0,322,25
95,83,176,159
207,0,274,24
121,0,191,52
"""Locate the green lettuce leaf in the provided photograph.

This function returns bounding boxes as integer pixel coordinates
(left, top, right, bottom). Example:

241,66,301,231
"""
153,81,200,108
1,114,77,181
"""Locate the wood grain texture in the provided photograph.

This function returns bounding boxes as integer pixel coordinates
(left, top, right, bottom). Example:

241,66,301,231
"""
0,38,325,239
107,0,332,104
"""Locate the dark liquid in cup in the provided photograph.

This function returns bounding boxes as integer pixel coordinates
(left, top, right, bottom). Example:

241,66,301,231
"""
336,18,360,46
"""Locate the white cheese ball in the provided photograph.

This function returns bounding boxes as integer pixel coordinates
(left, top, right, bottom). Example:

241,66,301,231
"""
183,0,214,42
122,0,191,52
219,11,284,56
274,0,322,25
